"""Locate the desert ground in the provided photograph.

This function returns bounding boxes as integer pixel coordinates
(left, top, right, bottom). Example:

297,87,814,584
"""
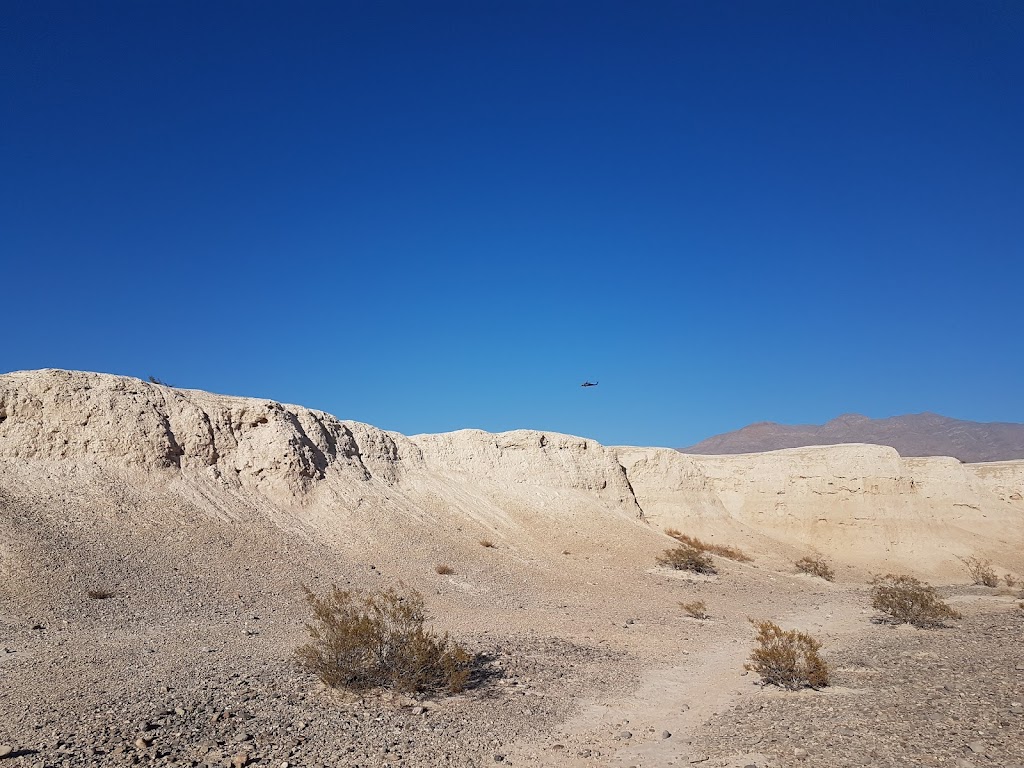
1,370,1021,768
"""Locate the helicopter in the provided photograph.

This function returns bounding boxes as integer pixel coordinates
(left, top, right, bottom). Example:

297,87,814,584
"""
580,380,599,388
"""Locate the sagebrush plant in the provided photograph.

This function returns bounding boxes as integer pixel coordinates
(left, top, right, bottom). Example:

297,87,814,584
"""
664,529,752,562
745,620,829,690
959,556,998,587
680,600,710,620
435,564,454,575
869,574,961,628
795,556,836,582
295,584,473,694
656,543,717,574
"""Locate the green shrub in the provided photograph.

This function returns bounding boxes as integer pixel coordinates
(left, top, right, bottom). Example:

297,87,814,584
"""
656,543,716,574
869,574,961,628
795,556,835,582
746,620,829,690
296,584,472,694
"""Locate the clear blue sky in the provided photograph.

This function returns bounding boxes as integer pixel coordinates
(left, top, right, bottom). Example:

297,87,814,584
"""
3,1,1022,447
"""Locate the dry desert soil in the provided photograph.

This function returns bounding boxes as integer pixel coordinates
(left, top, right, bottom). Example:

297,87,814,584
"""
1,370,1021,768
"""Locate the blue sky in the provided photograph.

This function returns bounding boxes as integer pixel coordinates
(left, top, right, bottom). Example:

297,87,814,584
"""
3,1,1022,447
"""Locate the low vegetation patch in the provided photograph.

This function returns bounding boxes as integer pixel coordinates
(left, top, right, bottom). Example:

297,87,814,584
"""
680,600,710,620
296,584,473,695
959,556,998,587
745,620,829,690
664,529,752,562
657,543,716,574
86,588,116,600
795,556,836,582
1004,574,1016,587
435,564,454,575
870,574,961,628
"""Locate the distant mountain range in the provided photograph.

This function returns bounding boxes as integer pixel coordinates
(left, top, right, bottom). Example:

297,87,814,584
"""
679,413,1024,463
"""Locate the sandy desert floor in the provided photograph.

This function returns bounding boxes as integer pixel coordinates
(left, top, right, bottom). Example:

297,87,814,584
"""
1,502,1021,768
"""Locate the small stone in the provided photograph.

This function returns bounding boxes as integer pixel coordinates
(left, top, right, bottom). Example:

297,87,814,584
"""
174,708,186,716
967,742,985,754
618,731,633,740
0,745,13,758
231,753,249,768
135,737,152,750
494,755,505,763
793,748,808,759
661,730,672,739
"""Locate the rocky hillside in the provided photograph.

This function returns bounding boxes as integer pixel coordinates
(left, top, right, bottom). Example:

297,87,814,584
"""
2,369,1022,582
680,412,1024,463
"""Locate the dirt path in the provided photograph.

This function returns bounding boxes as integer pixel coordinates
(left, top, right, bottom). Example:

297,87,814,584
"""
507,584,872,767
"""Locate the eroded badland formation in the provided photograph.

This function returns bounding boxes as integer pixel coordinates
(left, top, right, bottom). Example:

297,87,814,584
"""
1,370,1021,768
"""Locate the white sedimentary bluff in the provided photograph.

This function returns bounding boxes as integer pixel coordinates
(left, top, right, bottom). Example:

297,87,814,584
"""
1,369,1021,577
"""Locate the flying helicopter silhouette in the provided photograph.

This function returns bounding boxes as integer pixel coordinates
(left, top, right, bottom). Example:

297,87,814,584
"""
580,380,599,388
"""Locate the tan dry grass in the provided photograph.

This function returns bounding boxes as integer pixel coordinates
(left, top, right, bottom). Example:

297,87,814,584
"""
665,529,752,562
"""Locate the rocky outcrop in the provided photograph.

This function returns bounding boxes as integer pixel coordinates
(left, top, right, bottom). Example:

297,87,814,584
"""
0,369,397,498
1,369,1022,577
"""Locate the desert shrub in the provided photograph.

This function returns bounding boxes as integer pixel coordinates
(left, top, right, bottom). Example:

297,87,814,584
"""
745,620,829,690
870,574,961,628
680,600,710,619
959,556,998,587
1005,574,1017,587
295,584,472,695
435,564,454,575
664,529,752,562
86,588,116,600
656,543,716,574
795,556,836,582
479,539,496,548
